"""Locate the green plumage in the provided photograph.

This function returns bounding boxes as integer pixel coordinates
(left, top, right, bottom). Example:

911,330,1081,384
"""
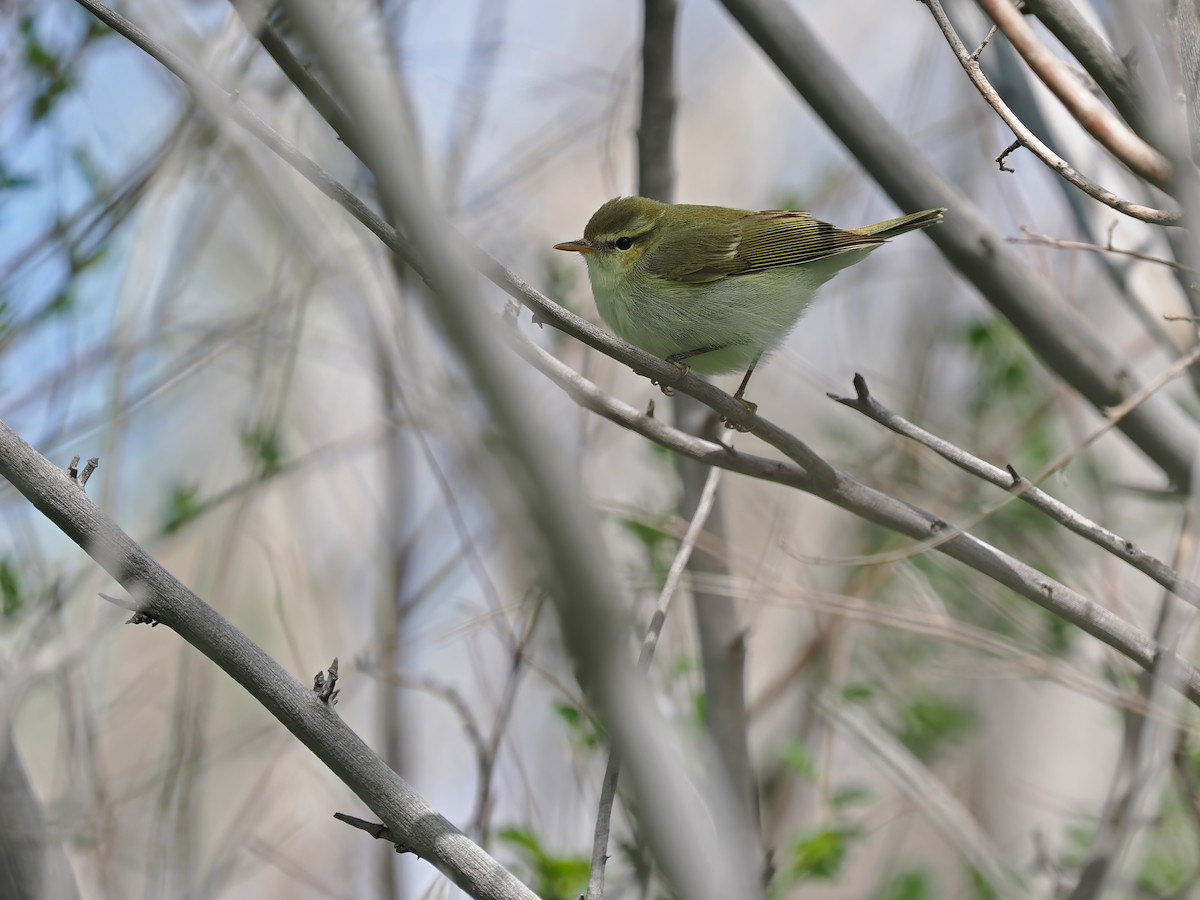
556,196,946,399
579,197,945,284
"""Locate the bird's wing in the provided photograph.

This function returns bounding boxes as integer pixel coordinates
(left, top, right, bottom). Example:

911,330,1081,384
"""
730,210,884,273
638,211,743,284
642,210,884,283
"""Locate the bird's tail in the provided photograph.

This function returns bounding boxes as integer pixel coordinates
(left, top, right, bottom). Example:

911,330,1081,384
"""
854,208,946,239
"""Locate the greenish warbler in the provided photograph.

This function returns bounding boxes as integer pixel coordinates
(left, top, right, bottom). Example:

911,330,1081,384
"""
554,196,945,418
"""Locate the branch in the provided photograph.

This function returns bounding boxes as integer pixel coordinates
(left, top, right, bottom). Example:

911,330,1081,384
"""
715,0,1200,491
270,3,758,898
976,0,1171,184
921,0,1178,224
1020,0,1139,127
1009,227,1194,272
505,330,1200,709
637,0,678,204
0,423,539,900
831,372,1200,611
585,460,722,900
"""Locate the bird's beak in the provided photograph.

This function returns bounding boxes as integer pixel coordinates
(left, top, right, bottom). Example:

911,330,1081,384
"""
553,239,597,254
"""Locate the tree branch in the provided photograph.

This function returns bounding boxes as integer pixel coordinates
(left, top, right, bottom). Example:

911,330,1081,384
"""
922,0,1177,223
976,0,1170,184
831,371,1200,611
1020,0,1140,129
504,330,1200,709
585,460,722,900
715,0,1200,491
0,421,540,900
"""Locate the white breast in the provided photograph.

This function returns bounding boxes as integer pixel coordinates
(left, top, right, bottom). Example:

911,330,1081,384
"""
585,247,877,375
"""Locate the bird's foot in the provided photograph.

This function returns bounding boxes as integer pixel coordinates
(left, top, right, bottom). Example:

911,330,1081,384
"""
651,361,690,396
722,397,758,431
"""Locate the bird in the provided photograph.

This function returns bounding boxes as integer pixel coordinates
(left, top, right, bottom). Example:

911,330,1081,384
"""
554,196,945,425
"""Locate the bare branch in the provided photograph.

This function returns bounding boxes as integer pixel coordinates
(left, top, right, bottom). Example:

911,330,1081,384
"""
831,372,1200,612
637,0,678,203
921,0,1179,224
1009,227,1194,272
715,0,1200,489
504,330,1200,710
976,0,1171,184
585,462,722,900
1021,0,1140,127
0,421,539,900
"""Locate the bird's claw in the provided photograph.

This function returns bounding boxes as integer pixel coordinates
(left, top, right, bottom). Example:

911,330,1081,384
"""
651,361,690,396
722,397,758,431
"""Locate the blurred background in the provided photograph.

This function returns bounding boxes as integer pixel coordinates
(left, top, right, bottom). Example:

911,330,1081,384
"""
2,0,1198,898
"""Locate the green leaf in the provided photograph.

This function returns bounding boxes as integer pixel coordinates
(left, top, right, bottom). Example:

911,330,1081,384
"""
241,423,284,477
497,826,540,856
161,484,204,535
843,683,874,703
70,146,107,195
789,825,857,882
71,244,108,276
38,289,74,319
875,869,933,900
20,14,57,73
552,700,604,750
968,866,1000,900
20,13,77,121
0,163,35,192
1138,850,1186,894
620,516,672,554
830,783,874,810
896,694,977,762
0,560,23,618
781,741,816,781
498,825,589,900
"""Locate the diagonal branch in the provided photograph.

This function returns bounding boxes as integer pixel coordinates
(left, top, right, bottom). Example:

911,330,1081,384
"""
976,0,1171,184
0,421,539,900
1020,0,1139,128
921,0,1178,223
505,328,1200,710
831,372,1200,611
585,460,723,900
715,0,1199,491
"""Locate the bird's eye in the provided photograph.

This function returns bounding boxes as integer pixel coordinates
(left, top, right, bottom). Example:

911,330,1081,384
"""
614,236,634,251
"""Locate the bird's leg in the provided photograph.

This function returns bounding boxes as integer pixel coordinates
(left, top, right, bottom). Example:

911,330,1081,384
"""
650,344,725,396
724,355,761,431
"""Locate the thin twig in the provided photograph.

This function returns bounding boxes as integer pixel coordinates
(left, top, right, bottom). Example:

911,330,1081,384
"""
830,372,1200,610
970,23,998,61
1020,0,1139,127
920,0,1181,224
505,330,1200,708
1009,227,1194,272
586,461,723,900
976,0,1171,184
67,0,1200,716
474,594,545,844
996,138,1021,172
